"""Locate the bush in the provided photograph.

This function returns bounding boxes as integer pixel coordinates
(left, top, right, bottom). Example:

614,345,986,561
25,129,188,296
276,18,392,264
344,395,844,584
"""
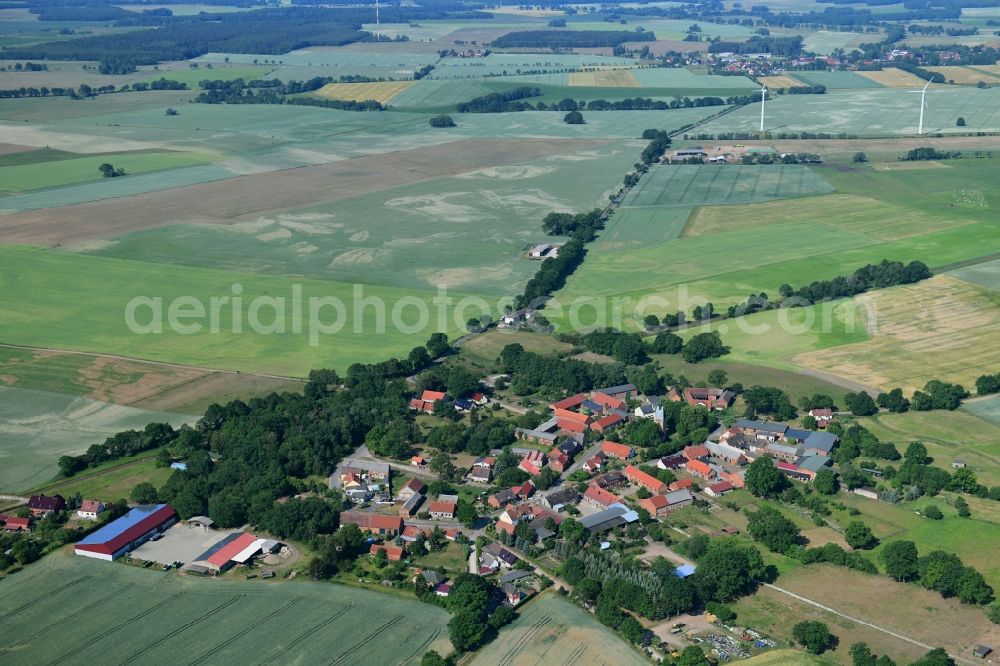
563,110,584,124
429,114,456,128
791,620,835,654
923,505,943,520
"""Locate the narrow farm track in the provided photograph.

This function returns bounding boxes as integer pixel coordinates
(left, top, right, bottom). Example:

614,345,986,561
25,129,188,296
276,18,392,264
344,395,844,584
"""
763,584,976,665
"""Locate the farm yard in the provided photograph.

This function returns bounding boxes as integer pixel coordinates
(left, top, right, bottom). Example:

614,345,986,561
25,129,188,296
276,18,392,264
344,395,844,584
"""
469,592,646,666
0,553,452,666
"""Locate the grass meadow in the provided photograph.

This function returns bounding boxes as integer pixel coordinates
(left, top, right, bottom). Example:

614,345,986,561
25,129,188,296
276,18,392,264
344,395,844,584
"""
0,151,213,193
0,386,192,493
0,552,452,665
622,164,833,207
469,592,646,666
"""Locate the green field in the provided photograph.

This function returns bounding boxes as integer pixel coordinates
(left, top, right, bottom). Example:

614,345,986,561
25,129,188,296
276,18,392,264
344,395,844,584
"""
858,409,1000,485
790,70,885,89
469,592,645,666
0,552,452,665
622,164,833,207
0,245,470,376
0,386,192,493
147,65,274,86
85,141,639,296
696,86,1000,135
962,395,1000,427
590,207,692,252
949,257,1000,290
0,151,212,193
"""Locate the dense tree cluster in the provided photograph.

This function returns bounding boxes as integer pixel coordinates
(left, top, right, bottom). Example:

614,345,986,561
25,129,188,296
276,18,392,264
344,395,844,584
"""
498,343,626,395
455,87,541,113
881,541,993,605
902,147,962,161
541,209,604,241
742,385,796,420
977,372,1000,396
709,35,803,56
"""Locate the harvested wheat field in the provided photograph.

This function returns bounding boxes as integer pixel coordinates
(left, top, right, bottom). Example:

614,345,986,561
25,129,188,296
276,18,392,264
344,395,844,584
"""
855,68,929,88
758,74,802,89
926,65,1000,85
568,69,640,87
315,80,413,103
795,275,1000,393
0,138,604,245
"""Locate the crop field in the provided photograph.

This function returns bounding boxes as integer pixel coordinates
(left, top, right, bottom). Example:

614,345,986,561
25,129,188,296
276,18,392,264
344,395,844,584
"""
857,410,1000,485
927,65,1000,85
0,138,595,245
388,78,496,108
469,592,645,666
695,86,1000,135
622,165,834,207
150,65,273,86
315,80,413,103
795,276,1000,393
85,141,636,295
0,346,301,412
790,70,884,89
0,151,213,193
0,386,192,492
799,29,868,54
758,74,802,89
630,66,757,92
855,68,929,88
0,245,473,376
0,553,452,666
963,395,1000,428
427,53,636,79
568,68,640,87
565,18,753,40
590,207,692,252
949,257,1000,290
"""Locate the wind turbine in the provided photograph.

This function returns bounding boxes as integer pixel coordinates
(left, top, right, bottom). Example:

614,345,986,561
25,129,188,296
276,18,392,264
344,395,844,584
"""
909,79,932,135
374,0,380,41
759,84,767,133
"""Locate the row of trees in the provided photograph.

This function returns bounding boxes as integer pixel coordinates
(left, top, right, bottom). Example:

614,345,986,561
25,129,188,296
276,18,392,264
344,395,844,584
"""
845,379,969,417
491,29,656,48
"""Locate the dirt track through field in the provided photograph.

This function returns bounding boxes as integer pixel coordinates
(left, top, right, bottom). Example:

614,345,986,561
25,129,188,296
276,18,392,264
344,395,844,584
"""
0,138,604,246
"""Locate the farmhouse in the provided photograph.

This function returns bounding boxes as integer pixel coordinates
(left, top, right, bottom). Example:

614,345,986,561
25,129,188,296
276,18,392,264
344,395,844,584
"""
541,487,580,511
640,489,693,516
511,480,535,500
340,511,403,536
625,465,668,494
547,449,570,472
331,459,390,487
468,457,494,483
397,477,426,501
410,390,446,413
678,387,735,410
591,391,626,411
400,493,424,518
27,494,65,517
515,426,557,446
683,445,710,461
669,477,694,492
686,459,715,480
600,441,634,459
370,543,405,561
583,452,605,473
707,441,747,465
77,499,104,521
808,408,835,427
580,504,639,534
591,469,627,490
74,504,177,561
592,413,624,434
705,481,735,497
191,532,268,574
429,501,457,520
595,383,638,400
3,516,31,532
483,542,519,569
584,485,619,509
488,488,517,509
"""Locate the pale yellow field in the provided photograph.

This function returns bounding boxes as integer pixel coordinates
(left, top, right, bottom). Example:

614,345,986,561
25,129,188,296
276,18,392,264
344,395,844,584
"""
795,275,1000,392
314,80,413,103
926,66,1000,85
568,69,640,87
969,64,1000,77
758,74,802,90
855,69,929,88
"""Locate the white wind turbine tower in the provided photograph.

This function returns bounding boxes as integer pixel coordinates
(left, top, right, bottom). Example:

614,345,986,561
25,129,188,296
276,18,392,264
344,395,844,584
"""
909,79,932,135
374,0,380,41
759,84,767,132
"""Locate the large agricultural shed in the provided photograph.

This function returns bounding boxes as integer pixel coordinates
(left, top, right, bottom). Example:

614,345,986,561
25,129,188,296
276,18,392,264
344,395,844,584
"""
74,504,177,561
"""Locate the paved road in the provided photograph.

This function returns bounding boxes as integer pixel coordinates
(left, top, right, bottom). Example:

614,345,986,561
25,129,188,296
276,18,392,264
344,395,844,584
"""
566,441,603,476
763,584,974,665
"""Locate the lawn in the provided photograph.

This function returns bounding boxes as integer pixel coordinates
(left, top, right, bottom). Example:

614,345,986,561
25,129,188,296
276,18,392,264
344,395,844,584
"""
0,151,213,193
469,591,646,665
795,276,1000,393
411,542,468,574
0,551,452,665
856,409,1000,485
0,245,472,377
0,385,192,493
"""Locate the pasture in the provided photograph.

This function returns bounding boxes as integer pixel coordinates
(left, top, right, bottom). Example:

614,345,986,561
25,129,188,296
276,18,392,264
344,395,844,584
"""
695,86,1000,135
622,164,834,207
0,386,192,493
857,409,1000,486
0,553,452,665
737,564,1000,665
315,80,413,103
469,592,645,666
795,275,1000,393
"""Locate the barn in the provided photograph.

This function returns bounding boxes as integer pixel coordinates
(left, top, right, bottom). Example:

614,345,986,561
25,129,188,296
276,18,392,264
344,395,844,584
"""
74,504,177,561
